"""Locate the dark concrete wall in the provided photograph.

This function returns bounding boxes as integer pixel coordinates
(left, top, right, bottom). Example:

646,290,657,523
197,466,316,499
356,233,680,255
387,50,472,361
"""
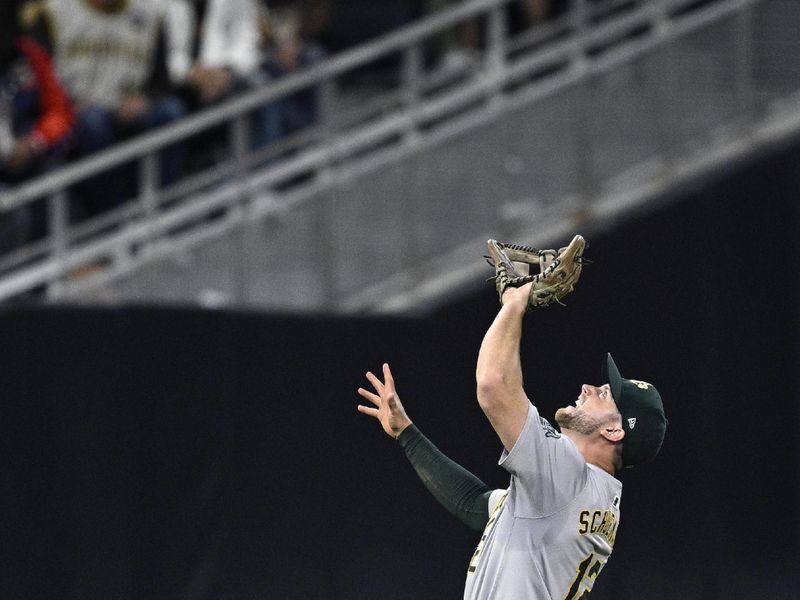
2,139,799,599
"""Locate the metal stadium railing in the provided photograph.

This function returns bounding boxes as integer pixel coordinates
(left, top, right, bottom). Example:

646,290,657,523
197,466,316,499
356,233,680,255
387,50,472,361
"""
0,0,798,310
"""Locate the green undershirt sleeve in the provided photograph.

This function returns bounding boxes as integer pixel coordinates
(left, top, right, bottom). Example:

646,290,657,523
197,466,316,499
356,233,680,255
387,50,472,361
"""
397,424,492,532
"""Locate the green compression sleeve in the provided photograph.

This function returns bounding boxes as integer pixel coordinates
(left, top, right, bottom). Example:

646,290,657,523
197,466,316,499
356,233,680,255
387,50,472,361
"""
397,424,491,532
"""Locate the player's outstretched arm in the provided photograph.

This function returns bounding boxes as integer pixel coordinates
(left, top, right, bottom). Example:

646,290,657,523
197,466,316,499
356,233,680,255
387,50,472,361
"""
475,283,533,452
356,363,492,531
357,363,413,439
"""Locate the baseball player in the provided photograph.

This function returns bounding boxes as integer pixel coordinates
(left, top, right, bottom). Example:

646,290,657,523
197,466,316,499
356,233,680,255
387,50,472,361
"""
357,239,666,599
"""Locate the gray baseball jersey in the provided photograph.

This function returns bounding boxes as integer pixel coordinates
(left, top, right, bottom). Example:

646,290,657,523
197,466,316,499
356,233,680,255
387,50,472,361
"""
464,404,622,600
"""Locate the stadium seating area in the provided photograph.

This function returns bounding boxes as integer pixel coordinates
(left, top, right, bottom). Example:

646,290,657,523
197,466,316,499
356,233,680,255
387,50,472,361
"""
2,0,798,311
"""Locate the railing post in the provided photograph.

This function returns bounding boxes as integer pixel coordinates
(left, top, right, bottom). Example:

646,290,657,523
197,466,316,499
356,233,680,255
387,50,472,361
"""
315,74,333,129
651,0,679,166
138,152,159,260
315,188,337,310
317,77,338,173
402,42,423,146
572,0,595,208
314,76,338,310
485,1,508,102
46,189,68,299
401,35,426,278
230,114,250,305
734,3,755,120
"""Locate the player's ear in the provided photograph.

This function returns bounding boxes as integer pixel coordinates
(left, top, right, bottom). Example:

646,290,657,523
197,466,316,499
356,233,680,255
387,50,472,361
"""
600,424,625,443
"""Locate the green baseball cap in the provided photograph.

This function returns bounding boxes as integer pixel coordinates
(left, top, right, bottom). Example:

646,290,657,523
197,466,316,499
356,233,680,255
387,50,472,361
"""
602,353,667,468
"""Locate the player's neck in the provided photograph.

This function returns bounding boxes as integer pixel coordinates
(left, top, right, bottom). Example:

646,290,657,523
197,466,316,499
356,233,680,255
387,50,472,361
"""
562,430,619,477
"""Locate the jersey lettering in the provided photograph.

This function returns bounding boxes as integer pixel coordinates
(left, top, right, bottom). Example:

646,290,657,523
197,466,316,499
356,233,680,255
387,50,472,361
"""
577,509,618,547
540,417,561,438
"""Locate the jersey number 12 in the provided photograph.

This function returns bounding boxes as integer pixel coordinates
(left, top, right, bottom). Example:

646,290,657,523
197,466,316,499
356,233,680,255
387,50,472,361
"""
564,552,604,599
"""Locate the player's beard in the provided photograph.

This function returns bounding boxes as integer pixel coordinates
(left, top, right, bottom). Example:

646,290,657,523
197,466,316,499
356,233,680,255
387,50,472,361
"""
555,407,614,435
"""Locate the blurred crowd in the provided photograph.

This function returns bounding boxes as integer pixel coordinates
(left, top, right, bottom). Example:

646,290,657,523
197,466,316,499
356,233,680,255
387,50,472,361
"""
0,0,569,255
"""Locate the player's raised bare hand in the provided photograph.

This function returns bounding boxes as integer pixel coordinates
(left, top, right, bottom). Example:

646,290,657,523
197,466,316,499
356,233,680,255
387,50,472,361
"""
357,363,412,439
500,281,534,313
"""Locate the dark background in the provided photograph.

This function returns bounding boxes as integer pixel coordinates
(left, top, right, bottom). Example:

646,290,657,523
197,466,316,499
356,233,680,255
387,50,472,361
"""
2,138,799,599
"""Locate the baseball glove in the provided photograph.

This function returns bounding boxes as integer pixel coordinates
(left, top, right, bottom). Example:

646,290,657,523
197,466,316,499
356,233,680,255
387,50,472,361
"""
485,234,587,309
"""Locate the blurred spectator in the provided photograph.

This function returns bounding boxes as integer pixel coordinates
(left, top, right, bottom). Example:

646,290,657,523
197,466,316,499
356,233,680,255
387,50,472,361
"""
316,0,417,53
1,0,74,254
508,0,569,33
162,0,195,99
256,0,329,145
419,0,572,74
421,0,480,72
315,0,418,85
165,0,284,165
167,0,263,108
32,0,187,217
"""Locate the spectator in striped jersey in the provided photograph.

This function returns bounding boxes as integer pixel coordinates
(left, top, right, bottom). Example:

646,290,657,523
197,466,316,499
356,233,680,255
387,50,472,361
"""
27,0,188,217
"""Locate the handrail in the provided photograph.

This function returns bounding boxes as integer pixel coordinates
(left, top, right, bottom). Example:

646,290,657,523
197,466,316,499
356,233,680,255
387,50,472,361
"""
0,0,709,212
0,0,517,211
0,0,787,307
